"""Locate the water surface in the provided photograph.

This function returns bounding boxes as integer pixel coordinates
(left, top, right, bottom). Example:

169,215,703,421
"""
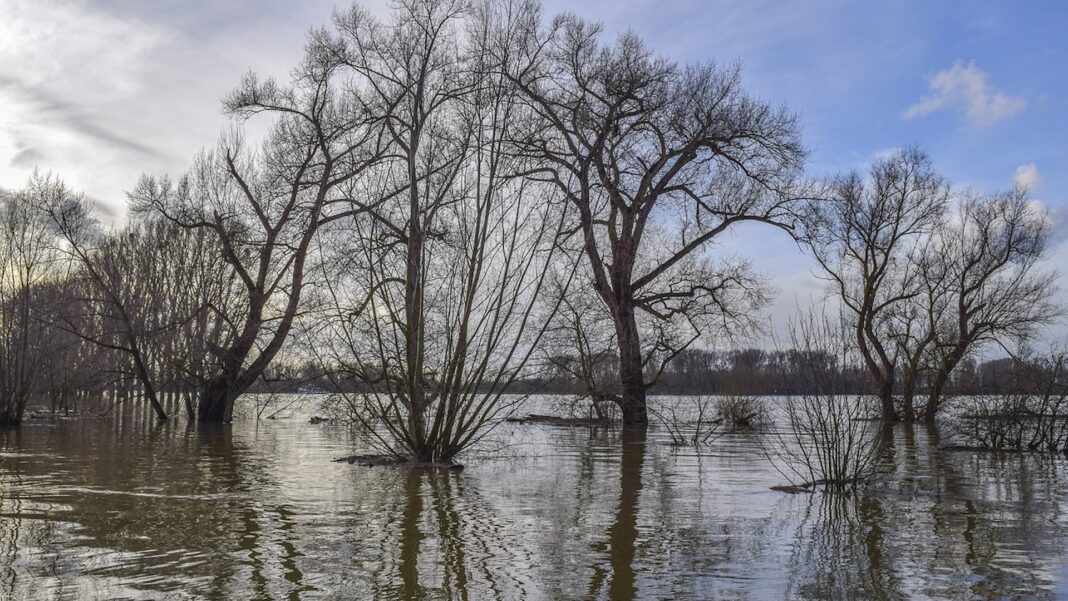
1,396,1066,600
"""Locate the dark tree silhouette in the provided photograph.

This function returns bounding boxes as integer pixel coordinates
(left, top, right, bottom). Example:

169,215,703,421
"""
130,36,386,422
504,12,804,427
803,149,949,421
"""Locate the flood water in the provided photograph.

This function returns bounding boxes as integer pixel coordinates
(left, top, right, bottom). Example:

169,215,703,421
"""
1,396,1067,600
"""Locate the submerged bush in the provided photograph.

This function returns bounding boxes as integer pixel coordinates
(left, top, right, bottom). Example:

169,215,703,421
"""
714,395,770,431
950,394,1068,453
652,396,723,447
769,393,885,490
546,394,619,424
764,312,888,491
947,351,1068,452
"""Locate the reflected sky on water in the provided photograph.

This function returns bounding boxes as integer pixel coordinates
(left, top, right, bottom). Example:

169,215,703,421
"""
0,396,1066,600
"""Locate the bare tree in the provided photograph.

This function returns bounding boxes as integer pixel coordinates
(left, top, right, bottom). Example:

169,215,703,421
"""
923,188,1060,420
130,32,385,422
310,0,568,463
803,148,949,421
503,11,804,427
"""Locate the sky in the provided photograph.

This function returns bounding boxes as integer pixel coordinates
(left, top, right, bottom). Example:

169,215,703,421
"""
1,0,1066,346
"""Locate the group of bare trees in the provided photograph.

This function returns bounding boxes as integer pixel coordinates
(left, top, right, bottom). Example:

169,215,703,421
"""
0,174,69,423
235,0,803,461
0,172,242,424
0,1,1060,470
803,148,1059,423
49,198,241,421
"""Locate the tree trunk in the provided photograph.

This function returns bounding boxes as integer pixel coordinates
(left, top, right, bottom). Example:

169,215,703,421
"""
130,348,167,422
925,372,948,424
590,393,610,422
900,372,917,422
925,345,966,423
0,395,18,426
614,301,648,428
878,375,899,422
405,155,428,457
197,377,235,423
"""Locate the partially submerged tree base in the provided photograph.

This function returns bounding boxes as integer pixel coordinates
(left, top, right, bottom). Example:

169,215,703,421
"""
332,454,464,471
771,479,868,494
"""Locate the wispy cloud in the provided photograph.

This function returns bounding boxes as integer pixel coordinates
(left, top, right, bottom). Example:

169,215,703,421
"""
904,60,1024,126
0,75,166,159
1014,163,1042,190
0,0,170,210
8,141,43,168
0,0,342,213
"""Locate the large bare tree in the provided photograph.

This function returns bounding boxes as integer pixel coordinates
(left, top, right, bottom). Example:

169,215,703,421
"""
131,34,386,422
804,148,949,421
310,0,569,463
503,11,804,427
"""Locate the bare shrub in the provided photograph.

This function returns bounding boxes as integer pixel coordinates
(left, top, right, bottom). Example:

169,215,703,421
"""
772,393,885,491
651,397,723,447
714,395,770,431
765,313,887,491
947,350,1068,452
544,395,619,424
949,395,1031,451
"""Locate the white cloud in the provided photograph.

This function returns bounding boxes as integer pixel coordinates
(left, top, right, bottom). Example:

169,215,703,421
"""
904,60,1025,126
0,0,341,217
871,147,904,161
1014,163,1041,190
0,1,169,212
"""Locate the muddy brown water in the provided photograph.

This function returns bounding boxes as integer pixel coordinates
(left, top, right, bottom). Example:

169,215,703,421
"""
0,396,1067,600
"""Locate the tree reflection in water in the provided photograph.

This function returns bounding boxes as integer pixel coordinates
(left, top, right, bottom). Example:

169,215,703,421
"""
386,467,523,601
586,428,645,601
785,493,898,600
0,405,1067,599
783,424,1068,601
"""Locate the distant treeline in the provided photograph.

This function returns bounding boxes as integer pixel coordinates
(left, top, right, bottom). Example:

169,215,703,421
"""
251,348,1049,398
